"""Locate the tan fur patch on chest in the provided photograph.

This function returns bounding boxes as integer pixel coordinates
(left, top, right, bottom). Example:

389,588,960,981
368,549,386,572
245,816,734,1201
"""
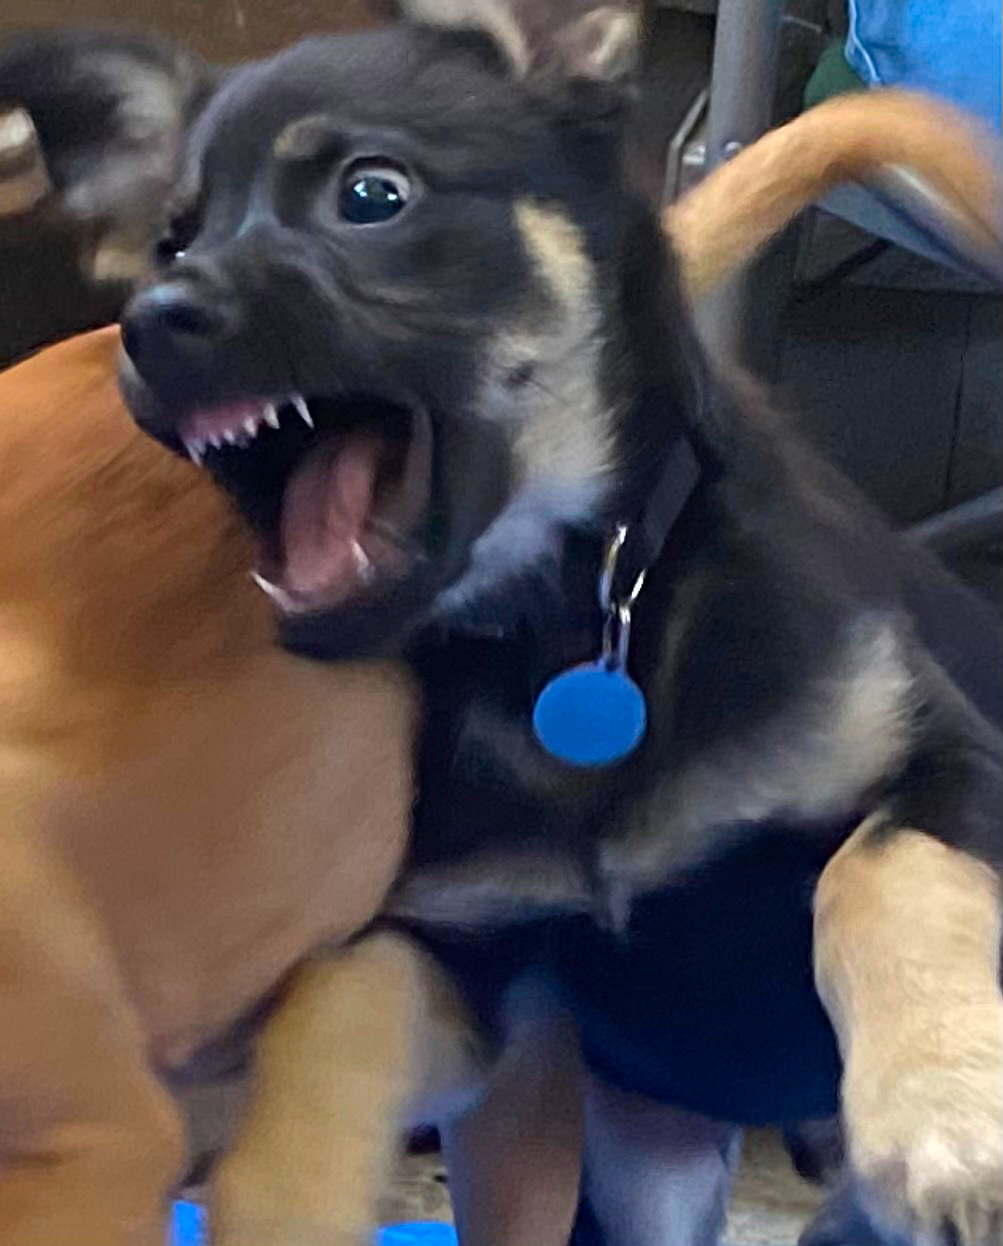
601,616,915,899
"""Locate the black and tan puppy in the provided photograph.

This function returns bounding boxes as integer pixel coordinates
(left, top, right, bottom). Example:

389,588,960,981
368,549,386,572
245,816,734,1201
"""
3,9,1001,1244
104,3,1002,1243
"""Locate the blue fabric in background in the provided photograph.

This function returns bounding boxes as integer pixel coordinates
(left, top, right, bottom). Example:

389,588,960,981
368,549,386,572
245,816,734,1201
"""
846,0,1002,134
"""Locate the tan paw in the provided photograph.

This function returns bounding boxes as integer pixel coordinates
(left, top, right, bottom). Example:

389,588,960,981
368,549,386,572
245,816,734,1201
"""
846,1039,1003,1246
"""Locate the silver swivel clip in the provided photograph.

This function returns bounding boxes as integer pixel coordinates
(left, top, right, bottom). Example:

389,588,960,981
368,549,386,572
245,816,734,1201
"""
598,523,646,672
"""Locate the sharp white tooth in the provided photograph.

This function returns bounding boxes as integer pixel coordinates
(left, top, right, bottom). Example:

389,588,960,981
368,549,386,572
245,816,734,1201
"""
250,571,303,614
351,539,375,583
208,433,222,449
244,417,259,438
264,403,280,429
185,441,203,466
292,395,314,429
223,429,237,444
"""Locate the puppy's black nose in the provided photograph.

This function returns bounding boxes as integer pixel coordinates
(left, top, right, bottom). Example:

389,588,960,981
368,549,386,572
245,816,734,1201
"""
121,281,228,394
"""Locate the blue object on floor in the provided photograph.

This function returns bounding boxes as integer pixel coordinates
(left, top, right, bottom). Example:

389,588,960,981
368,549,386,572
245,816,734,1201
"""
169,1203,457,1246
378,1224,459,1245
169,1201,206,1246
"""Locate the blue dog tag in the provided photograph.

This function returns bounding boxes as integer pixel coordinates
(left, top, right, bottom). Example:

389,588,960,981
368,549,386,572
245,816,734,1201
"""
533,661,647,767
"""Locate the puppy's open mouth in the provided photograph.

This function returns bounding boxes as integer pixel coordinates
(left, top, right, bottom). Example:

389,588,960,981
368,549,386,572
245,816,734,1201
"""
178,393,432,615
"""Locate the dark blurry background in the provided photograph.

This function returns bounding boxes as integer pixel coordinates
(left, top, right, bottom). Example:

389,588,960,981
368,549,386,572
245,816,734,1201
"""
0,0,387,60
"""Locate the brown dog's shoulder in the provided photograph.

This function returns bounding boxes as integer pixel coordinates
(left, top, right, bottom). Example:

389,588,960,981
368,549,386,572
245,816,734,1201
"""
0,330,274,763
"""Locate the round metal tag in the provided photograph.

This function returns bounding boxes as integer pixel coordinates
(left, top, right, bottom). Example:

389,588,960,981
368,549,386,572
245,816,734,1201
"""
532,661,647,768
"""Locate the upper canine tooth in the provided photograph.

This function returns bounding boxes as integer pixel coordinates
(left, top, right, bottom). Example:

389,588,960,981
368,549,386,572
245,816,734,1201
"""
292,395,314,429
250,571,303,614
185,440,203,466
264,403,280,429
244,417,259,438
351,540,374,583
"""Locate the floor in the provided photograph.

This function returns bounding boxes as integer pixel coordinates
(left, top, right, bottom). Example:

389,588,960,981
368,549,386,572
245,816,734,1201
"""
377,1129,826,1245
181,1081,827,1244
725,1132,827,1245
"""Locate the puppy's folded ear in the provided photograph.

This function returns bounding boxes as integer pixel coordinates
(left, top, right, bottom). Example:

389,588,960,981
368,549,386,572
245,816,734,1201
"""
400,0,641,92
0,29,217,281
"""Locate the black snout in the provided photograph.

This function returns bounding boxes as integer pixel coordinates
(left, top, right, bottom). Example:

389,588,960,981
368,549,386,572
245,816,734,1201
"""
121,278,230,395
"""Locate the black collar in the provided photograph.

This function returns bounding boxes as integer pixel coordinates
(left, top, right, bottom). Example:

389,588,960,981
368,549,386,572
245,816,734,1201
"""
419,440,705,713
414,427,706,661
608,433,702,608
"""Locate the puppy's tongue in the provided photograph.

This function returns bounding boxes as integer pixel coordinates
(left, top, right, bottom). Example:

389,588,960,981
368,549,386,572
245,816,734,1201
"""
280,437,379,597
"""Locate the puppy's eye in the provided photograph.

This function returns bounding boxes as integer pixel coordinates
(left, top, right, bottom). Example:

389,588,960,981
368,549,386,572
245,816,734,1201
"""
338,161,411,225
155,234,186,265
155,206,200,265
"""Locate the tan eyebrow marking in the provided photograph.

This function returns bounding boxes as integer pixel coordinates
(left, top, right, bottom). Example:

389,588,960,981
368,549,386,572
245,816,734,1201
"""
273,114,340,162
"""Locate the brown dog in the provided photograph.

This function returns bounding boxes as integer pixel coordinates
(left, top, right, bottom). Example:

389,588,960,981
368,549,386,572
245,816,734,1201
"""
0,73,997,1246
0,327,418,1245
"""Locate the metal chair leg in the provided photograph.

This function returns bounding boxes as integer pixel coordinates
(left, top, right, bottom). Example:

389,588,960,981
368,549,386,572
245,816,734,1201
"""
697,0,786,362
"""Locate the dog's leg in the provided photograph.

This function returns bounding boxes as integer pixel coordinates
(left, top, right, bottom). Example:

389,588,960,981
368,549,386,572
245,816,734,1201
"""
441,975,584,1246
0,834,184,1246
209,931,484,1246
576,1077,742,1246
798,1183,907,1246
814,821,1003,1245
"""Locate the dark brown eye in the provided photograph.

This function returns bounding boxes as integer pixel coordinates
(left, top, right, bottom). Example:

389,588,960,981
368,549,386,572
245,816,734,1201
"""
155,205,200,264
338,161,411,225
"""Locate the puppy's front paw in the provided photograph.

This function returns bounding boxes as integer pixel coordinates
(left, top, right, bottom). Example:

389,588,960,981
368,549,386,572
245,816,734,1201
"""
845,1027,1003,1246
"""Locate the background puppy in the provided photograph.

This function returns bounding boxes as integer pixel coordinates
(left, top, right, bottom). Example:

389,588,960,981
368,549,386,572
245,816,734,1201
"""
0,30,214,364
0,29,212,278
